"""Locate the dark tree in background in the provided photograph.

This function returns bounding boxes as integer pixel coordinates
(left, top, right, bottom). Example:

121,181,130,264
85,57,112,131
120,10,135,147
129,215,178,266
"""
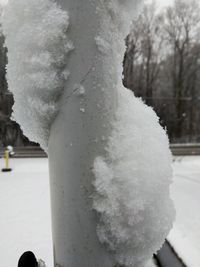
124,0,200,143
163,0,200,141
124,2,165,106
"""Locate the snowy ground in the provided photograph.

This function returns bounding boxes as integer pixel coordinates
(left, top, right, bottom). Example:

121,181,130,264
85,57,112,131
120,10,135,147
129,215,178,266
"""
0,158,53,267
168,156,200,267
0,156,199,267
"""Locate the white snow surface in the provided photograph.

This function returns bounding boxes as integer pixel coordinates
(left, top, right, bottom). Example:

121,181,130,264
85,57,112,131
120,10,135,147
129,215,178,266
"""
2,0,73,151
0,158,156,267
168,156,200,267
1,157,199,267
0,158,53,267
93,88,175,267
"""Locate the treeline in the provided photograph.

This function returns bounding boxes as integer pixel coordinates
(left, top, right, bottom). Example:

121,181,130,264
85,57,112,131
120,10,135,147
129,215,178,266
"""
124,0,200,143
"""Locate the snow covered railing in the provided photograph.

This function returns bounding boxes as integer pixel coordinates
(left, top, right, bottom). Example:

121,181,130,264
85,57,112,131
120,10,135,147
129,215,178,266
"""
2,144,200,158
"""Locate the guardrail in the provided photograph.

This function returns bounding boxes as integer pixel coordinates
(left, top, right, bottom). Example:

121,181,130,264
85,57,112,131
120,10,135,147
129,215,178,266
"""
0,146,47,158
170,144,200,156
0,144,200,158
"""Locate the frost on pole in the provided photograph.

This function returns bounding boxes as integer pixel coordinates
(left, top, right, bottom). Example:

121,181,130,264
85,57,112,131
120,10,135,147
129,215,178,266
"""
2,0,175,267
2,0,73,151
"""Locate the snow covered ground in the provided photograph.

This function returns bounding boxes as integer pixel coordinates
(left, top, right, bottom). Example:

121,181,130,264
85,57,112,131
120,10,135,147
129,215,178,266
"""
168,156,200,267
0,158,53,267
0,156,199,267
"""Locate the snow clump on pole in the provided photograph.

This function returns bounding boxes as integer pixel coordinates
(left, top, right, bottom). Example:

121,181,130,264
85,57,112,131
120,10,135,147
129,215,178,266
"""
2,0,73,151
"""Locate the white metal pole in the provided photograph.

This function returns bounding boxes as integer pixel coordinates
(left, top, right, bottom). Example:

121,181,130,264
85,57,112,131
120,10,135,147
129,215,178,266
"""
48,1,141,267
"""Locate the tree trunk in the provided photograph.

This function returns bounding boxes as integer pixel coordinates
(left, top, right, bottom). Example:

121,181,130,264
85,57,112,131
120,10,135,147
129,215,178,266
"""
48,1,141,267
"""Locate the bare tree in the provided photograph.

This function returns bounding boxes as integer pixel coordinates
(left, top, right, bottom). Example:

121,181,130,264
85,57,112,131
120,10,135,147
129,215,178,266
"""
163,0,200,139
124,2,165,106
124,0,200,143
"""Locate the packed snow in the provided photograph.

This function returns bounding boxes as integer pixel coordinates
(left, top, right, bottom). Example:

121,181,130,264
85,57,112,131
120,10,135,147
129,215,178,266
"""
2,0,73,151
93,88,175,267
93,1,175,266
38,259,47,267
95,0,143,94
